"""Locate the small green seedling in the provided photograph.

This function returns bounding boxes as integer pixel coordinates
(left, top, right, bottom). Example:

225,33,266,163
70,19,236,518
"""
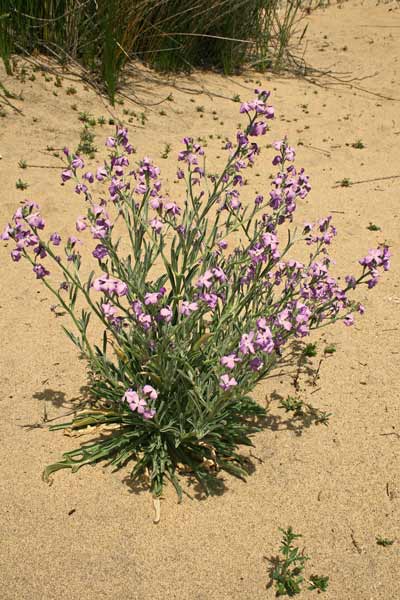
77,125,97,158
339,178,352,187
351,140,365,149
376,536,395,547
66,86,77,96
232,94,241,102
303,343,317,358
367,223,381,232
272,527,308,596
196,105,205,113
324,344,336,355
280,396,304,415
97,116,106,125
161,143,171,159
18,159,28,169
308,575,330,592
16,178,28,190
271,527,329,596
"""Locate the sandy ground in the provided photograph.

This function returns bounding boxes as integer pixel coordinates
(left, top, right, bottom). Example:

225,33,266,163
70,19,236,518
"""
1,1,399,598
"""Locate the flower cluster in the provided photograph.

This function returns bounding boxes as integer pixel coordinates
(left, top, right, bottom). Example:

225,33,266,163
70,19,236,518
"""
123,385,157,420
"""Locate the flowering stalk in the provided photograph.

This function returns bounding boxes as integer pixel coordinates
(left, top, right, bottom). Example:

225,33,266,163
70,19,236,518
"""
1,90,390,500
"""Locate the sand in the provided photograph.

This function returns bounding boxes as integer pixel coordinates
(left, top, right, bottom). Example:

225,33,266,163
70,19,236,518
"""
0,1,399,598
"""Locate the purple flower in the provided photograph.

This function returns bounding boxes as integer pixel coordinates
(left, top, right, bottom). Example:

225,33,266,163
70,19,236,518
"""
201,293,219,310
33,264,49,279
249,121,267,136
96,167,108,181
180,301,198,316
277,309,292,331
61,169,73,183
11,249,21,262
26,213,45,229
159,306,172,323
83,172,94,183
101,303,118,318
217,239,228,250
50,232,61,246
71,156,84,170
92,244,109,260
239,332,255,355
344,314,354,327
93,275,128,296
164,201,181,216
196,270,214,289
212,267,227,283
144,291,162,305
0,224,13,240
249,357,263,371
106,137,116,148
219,374,238,391
255,330,274,353
138,313,152,330
150,218,163,234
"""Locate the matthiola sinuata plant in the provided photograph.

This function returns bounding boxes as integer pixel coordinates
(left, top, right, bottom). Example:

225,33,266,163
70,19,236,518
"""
1,89,390,501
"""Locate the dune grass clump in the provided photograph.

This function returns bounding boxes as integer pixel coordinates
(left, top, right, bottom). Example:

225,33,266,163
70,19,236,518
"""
1,90,390,501
0,0,305,101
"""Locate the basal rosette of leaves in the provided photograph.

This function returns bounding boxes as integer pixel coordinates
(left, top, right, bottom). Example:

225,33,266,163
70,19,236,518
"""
1,90,391,501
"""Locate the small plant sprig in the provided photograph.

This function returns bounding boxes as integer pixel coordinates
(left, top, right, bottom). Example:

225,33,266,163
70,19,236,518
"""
15,178,28,190
161,143,172,159
367,222,381,232
376,536,395,547
76,124,97,158
271,527,329,596
279,396,331,425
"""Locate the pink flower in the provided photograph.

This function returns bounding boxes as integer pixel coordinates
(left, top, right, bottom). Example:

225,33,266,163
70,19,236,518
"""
96,167,108,181
180,301,198,316
219,374,238,391
101,303,118,318
145,292,161,305
143,385,158,400
26,213,45,229
344,314,354,327
76,216,87,232
159,306,172,323
93,275,128,297
239,332,255,355
220,354,240,370
143,408,156,420
164,201,181,216
150,218,163,233
196,270,213,289
277,309,292,331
